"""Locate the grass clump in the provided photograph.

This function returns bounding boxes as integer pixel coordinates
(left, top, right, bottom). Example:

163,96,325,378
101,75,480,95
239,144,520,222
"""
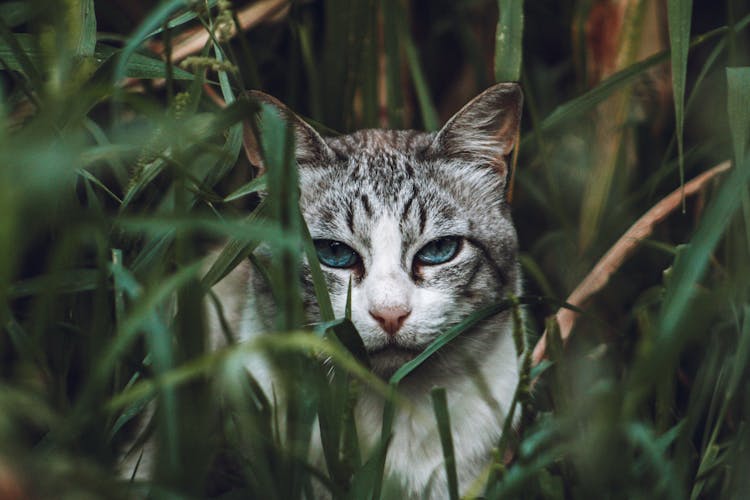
1,0,750,498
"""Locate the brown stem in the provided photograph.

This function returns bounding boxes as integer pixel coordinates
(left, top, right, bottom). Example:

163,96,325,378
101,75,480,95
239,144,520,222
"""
531,161,731,366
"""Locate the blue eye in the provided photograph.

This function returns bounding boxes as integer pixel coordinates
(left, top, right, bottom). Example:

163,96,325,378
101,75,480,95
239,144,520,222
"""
415,237,461,265
314,239,360,268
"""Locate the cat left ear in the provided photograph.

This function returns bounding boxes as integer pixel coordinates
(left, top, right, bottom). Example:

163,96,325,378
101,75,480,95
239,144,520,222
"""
428,82,522,178
242,90,334,177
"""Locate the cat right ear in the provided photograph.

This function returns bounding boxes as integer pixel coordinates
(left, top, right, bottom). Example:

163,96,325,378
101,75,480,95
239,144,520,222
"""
428,82,522,179
242,91,334,176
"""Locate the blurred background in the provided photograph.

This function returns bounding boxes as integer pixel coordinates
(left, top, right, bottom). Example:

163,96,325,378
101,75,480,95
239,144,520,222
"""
1,0,749,498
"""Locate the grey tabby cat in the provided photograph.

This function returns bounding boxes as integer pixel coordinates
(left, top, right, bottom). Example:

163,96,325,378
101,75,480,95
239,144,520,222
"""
213,82,525,498
121,83,524,498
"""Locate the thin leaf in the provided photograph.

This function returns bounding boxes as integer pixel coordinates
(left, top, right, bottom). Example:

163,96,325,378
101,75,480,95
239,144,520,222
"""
391,299,526,385
0,2,33,27
98,45,194,80
431,388,459,500
145,0,219,38
8,269,103,298
523,21,740,147
645,163,750,398
76,168,123,203
0,36,193,80
0,16,42,86
382,0,404,128
494,0,524,82
727,67,750,162
113,0,189,89
75,0,97,58
668,0,693,206
223,176,267,202
116,214,294,248
300,218,336,322
400,14,439,131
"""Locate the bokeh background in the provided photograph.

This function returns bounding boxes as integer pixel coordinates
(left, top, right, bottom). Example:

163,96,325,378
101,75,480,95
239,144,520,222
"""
1,0,749,498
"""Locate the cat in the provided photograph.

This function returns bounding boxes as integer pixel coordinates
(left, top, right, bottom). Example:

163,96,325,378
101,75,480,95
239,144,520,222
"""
119,82,524,498
212,82,525,498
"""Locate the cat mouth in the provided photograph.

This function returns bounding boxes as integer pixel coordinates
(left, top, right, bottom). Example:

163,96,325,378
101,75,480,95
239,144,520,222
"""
366,344,425,378
367,344,423,358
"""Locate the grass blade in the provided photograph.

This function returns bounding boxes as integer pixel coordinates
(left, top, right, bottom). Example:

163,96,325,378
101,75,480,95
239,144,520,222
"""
727,67,750,162
641,70,750,397
75,0,96,58
399,8,438,131
668,0,693,206
391,300,517,385
0,16,42,86
382,0,404,128
494,0,524,82
431,388,459,500
523,20,743,147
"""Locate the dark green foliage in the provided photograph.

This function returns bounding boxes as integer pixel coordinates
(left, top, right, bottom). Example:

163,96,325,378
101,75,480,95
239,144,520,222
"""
1,0,749,498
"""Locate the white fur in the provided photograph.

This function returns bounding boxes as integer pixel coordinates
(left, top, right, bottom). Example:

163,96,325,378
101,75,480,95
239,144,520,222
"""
230,215,520,498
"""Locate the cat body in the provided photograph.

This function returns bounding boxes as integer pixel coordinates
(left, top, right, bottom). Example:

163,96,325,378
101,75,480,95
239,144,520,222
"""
120,84,524,498
215,83,525,498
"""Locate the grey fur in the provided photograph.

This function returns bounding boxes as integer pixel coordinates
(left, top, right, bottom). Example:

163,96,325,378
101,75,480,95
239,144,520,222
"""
247,82,525,497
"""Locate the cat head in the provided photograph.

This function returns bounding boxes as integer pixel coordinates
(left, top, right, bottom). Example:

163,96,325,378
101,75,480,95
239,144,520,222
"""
247,83,523,379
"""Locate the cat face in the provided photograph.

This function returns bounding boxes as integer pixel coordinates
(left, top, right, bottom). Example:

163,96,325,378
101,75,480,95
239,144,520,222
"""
250,84,523,379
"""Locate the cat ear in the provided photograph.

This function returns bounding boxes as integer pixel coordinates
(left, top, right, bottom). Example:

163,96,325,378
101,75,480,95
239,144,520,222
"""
428,82,522,177
243,90,334,176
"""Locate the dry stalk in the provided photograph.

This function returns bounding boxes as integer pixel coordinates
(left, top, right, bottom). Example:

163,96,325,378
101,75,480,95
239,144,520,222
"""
531,160,732,366
153,0,291,62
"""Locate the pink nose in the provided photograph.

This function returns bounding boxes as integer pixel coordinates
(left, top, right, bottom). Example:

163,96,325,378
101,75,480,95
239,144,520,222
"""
369,306,411,336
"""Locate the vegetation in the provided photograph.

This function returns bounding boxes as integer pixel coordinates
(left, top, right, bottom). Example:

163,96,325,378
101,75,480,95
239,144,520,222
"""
1,0,749,498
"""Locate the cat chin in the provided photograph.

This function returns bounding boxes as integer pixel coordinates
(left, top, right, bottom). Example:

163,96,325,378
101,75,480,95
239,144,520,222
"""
367,345,422,379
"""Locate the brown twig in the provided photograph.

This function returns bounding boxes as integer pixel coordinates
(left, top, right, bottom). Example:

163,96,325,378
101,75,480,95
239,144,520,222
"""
531,160,732,366
152,0,290,63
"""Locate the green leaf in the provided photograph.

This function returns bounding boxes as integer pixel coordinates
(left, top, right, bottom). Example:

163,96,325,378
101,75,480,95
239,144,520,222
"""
75,0,97,58
0,2,34,27
390,300,517,385
668,0,693,205
524,20,740,147
727,67,750,162
0,35,193,80
627,423,684,500
145,0,218,38
8,269,103,298
400,13,439,131
382,0,404,128
0,18,42,85
646,70,750,385
116,214,295,247
96,44,194,80
223,175,267,202
113,0,189,86
201,204,268,288
432,388,459,500
494,0,524,82
301,219,336,323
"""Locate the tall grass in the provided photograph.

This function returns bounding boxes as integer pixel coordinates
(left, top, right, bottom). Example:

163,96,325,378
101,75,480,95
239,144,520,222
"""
1,0,749,498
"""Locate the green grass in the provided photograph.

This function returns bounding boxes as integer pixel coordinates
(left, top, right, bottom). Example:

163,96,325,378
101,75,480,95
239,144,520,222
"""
1,0,750,498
